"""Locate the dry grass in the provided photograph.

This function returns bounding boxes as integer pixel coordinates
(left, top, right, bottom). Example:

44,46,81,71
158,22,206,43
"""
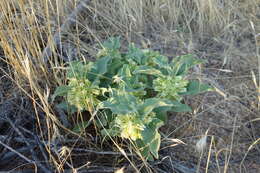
0,0,259,172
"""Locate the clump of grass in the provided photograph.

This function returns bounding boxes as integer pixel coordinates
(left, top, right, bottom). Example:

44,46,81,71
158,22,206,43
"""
92,0,259,35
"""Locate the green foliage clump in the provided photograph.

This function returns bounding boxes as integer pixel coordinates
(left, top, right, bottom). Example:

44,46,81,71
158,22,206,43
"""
153,75,189,101
52,37,211,160
114,113,145,141
66,78,100,111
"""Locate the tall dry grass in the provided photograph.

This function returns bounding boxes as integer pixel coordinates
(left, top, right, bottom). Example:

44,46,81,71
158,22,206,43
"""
93,0,259,34
1,0,258,89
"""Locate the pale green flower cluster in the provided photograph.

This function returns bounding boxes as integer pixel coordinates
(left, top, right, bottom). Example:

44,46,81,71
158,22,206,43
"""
114,114,145,141
97,48,108,58
114,112,158,141
67,78,100,111
153,76,188,101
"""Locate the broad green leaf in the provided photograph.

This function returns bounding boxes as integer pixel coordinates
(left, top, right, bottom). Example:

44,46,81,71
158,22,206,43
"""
140,120,163,159
141,126,156,144
149,132,161,159
103,37,121,50
108,58,124,75
135,140,150,159
153,107,170,123
102,101,133,115
72,121,89,133
133,66,163,77
181,80,212,95
171,54,204,75
126,43,144,64
149,118,164,129
138,98,173,117
51,85,72,102
141,119,163,143
101,92,138,114
153,55,169,68
171,101,192,112
88,56,112,83
135,119,163,160
94,56,112,75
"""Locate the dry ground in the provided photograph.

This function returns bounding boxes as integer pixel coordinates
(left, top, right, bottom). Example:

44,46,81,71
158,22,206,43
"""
0,0,259,172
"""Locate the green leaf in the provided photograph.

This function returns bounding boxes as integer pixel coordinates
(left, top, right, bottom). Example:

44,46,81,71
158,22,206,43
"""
133,66,163,77
117,64,132,78
51,85,71,102
138,98,173,117
171,54,204,75
149,132,161,159
109,58,124,74
102,101,133,115
126,43,144,64
67,61,92,79
101,92,138,114
101,128,119,138
72,121,90,133
141,119,163,144
171,101,192,112
153,107,170,123
135,140,150,159
181,80,212,95
140,121,163,160
153,55,169,68
103,37,121,50
93,56,112,75
141,126,156,144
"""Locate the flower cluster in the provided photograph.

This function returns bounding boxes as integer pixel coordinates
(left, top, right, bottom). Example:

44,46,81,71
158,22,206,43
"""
153,76,188,101
114,114,145,140
67,78,100,111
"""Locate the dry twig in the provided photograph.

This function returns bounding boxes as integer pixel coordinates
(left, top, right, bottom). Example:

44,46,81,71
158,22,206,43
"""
42,0,92,63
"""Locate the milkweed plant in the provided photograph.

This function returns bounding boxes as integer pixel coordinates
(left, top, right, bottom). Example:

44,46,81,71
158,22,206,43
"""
52,37,211,160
